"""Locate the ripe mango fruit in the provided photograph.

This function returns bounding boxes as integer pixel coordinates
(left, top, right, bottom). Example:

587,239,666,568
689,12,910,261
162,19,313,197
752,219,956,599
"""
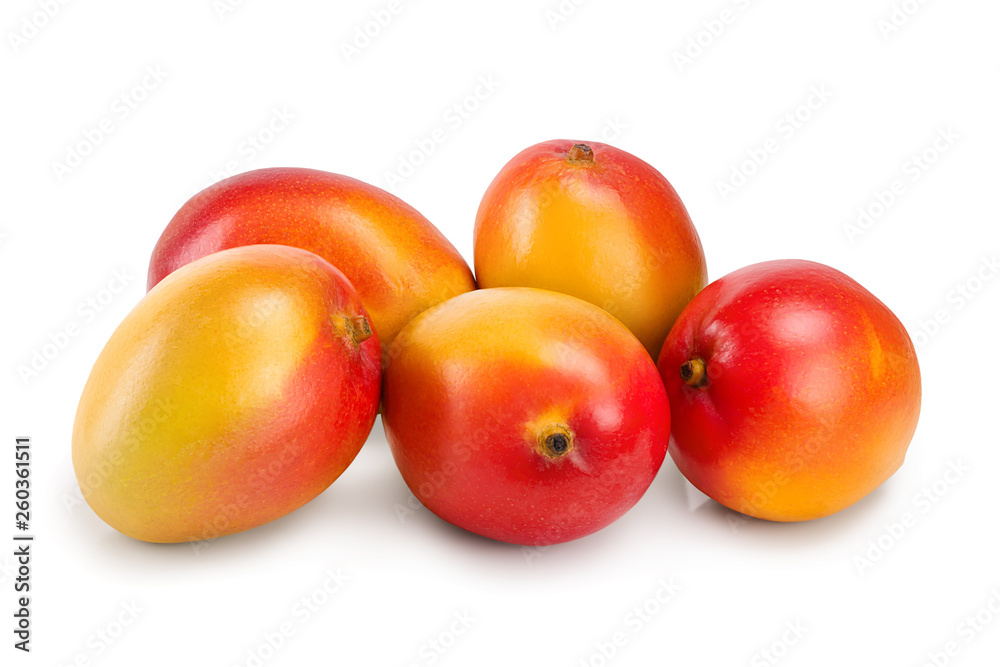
73,245,382,543
148,167,477,351
383,287,670,545
474,140,707,358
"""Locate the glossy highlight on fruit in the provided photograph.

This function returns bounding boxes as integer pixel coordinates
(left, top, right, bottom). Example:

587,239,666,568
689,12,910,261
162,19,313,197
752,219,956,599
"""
382,287,671,546
658,260,922,522
73,245,382,543
148,167,476,350
474,139,707,357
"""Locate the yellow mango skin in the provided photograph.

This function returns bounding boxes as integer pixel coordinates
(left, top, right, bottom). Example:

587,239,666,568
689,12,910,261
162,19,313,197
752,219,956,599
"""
474,139,708,358
72,245,382,543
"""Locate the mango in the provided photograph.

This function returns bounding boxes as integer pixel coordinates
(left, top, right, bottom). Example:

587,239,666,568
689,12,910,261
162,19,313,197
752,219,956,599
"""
147,167,476,352
73,245,382,543
474,140,707,358
383,287,670,545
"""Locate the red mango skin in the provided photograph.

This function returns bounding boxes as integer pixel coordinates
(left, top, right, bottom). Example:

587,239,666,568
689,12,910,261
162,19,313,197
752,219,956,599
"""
382,287,671,546
73,245,382,543
148,168,476,350
474,139,707,358
658,260,922,522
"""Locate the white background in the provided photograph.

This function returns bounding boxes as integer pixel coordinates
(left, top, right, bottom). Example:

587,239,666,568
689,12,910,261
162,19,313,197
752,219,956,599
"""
3,0,999,665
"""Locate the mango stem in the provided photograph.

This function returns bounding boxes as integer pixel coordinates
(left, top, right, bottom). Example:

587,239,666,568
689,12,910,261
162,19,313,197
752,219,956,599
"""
567,143,595,164
680,358,708,388
349,316,373,344
538,424,574,459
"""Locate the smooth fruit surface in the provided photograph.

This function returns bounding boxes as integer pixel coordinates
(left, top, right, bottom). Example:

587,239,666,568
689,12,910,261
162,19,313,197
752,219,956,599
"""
658,260,922,522
148,167,476,349
474,140,707,357
382,287,671,546
74,245,382,543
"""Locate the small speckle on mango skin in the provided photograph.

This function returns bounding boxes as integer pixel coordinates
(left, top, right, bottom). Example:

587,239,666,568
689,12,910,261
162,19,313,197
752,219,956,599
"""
73,245,382,544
